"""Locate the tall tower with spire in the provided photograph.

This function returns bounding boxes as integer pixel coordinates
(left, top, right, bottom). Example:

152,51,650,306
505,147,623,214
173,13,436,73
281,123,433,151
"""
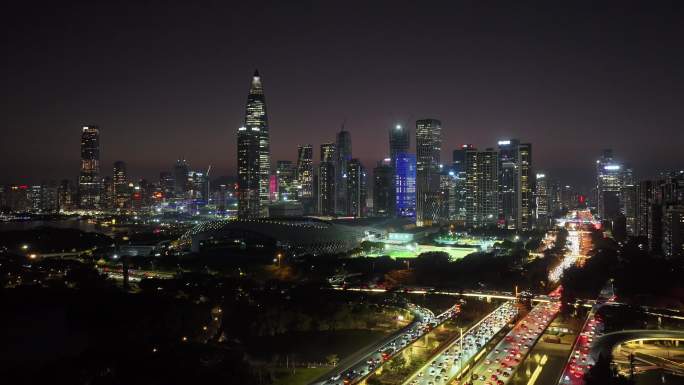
242,69,270,217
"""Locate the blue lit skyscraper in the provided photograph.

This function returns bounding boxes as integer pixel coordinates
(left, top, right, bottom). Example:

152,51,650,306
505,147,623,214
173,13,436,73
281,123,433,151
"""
395,153,416,218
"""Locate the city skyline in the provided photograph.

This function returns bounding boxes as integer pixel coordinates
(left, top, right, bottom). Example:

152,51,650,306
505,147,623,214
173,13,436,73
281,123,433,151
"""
3,2,683,188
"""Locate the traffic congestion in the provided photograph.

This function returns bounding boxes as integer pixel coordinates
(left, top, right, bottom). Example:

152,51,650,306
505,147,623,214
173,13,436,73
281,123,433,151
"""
558,311,604,385
403,301,519,385
318,303,461,385
465,301,560,385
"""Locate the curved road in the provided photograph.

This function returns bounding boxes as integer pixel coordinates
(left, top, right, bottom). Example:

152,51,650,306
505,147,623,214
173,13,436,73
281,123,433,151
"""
591,329,684,361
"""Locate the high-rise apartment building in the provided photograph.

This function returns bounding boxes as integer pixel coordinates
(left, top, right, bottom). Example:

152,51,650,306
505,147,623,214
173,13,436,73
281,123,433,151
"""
78,125,101,209
465,148,498,228
415,119,441,226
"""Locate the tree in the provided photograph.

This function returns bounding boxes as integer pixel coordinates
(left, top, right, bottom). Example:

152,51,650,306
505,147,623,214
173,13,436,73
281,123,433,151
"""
389,355,406,371
326,354,339,366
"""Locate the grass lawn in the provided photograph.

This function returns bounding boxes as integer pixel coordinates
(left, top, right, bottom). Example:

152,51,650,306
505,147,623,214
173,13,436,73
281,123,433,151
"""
247,329,390,362
271,367,330,385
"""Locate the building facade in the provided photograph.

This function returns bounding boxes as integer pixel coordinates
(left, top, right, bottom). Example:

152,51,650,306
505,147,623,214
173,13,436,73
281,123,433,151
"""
395,153,416,218
465,148,499,228
78,125,101,209
415,119,441,226
245,70,270,215
346,158,367,217
335,128,352,215
373,160,394,217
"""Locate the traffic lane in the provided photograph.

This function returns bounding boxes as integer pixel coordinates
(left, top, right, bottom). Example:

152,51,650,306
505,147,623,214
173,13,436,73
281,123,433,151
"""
320,305,459,385
407,302,518,385
467,302,560,385
558,312,604,385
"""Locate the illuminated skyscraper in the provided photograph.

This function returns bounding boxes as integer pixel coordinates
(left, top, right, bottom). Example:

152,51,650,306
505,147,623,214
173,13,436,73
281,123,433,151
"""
451,145,473,224
113,161,128,209
78,125,101,209
465,147,498,228
395,153,416,218
415,119,441,226
596,149,627,221
297,145,314,199
244,70,270,216
387,123,410,217
497,139,533,230
237,125,260,217
534,172,549,224
276,160,297,201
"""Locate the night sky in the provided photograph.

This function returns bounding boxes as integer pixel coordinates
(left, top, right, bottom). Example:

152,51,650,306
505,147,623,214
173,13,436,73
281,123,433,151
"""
3,1,683,190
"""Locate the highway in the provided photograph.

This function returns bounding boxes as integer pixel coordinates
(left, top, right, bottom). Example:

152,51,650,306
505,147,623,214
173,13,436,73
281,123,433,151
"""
401,301,518,385
310,303,459,385
465,301,560,385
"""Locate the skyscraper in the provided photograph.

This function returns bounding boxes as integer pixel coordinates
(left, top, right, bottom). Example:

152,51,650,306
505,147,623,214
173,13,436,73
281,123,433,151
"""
415,119,441,226
245,70,270,215
389,124,410,166
335,127,352,214
173,159,190,198
78,125,101,209
346,158,367,217
395,153,417,218
596,149,628,221
497,139,533,230
388,123,410,218
113,161,128,210
373,160,394,217
534,172,549,225
465,147,499,228
237,125,260,217
317,161,336,216
297,145,314,199
276,160,297,201
451,145,472,225
320,142,337,163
